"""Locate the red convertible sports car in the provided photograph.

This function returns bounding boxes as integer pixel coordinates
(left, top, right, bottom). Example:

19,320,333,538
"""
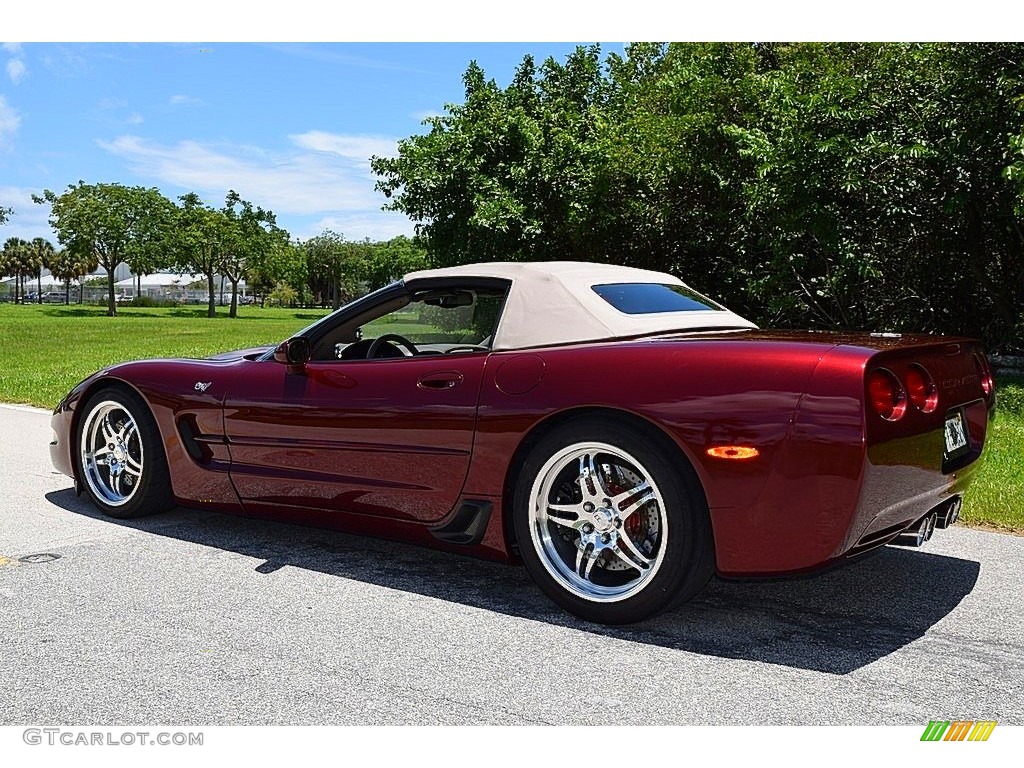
50,262,994,624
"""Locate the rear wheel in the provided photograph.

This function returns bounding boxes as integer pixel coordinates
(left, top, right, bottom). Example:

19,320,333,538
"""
77,387,174,519
513,418,714,624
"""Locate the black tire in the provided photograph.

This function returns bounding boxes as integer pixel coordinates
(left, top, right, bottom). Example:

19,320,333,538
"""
75,386,175,520
512,416,714,624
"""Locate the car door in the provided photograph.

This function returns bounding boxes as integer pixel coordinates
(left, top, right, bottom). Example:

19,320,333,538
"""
223,352,488,523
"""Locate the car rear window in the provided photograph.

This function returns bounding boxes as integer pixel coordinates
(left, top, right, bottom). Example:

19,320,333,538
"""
591,283,725,314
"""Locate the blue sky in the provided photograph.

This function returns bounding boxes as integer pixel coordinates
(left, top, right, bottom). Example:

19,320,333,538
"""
0,42,620,245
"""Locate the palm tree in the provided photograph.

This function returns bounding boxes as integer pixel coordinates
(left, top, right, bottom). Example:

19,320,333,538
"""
2,237,28,303
29,237,56,304
69,239,98,304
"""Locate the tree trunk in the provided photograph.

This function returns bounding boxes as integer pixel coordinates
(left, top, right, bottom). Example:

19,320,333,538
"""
332,279,341,311
229,278,239,318
78,275,84,304
107,269,117,316
219,273,225,306
207,272,216,318
37,271,42,303
65,278,70,305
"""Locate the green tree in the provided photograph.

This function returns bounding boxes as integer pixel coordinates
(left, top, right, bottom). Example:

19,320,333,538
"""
34,182,174,316
247,238,307,306
47,243,99,305
359,236,429,290
28,237,56,303
375,42,1024,351
1,237,29,303
304,230,363,310
171,193,228,318
220,190,285,317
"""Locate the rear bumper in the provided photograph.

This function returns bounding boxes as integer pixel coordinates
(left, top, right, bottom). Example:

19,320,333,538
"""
849,397,989,551
711,396,991,578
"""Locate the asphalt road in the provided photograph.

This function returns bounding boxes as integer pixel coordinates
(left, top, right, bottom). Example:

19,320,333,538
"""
1,403,1021,725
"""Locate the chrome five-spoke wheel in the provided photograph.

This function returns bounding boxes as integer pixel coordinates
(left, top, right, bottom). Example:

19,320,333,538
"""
529,442,667,602
514,417,714,624
76,388,173,519
81,400,144,506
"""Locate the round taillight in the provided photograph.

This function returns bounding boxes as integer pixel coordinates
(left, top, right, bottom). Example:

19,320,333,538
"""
904,364,939,413
868,369,907,421
974,353,994,398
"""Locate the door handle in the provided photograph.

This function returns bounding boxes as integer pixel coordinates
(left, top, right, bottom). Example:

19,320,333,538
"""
418,371,464,390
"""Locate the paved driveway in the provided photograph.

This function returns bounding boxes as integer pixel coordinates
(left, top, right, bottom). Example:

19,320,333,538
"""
1,404,1021,724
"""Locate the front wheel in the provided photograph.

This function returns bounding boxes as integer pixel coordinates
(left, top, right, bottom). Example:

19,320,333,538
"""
76,387,174,519
513,418,714,624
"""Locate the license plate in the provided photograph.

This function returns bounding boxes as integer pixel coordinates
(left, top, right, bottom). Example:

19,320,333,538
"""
944,410,968,455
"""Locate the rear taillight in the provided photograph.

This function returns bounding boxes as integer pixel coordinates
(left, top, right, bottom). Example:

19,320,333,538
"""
904,364,939,413
868,369,907,421
974,353,994,398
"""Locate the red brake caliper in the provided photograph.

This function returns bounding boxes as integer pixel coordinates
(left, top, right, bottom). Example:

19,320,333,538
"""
608,479,646,540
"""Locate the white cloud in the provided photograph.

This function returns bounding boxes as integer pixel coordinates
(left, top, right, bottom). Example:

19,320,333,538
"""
97,97,128,110
289,131,397,164
306,213,414,242
0,186,55,243
98,134,387,215
126,112,144,125
169,94,202,106
2,43,21,54
0,96,20,149
6,58,26,83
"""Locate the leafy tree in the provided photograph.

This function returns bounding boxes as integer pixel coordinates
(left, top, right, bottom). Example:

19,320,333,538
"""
304,230,364,310
34,182,174,316
171,193,229,318
359,236,429,290
220,190,283,317
374,42,1024,351
267,281,298,308
248,238,307,306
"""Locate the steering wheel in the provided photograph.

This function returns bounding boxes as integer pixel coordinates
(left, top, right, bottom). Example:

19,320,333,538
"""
366,333,420,359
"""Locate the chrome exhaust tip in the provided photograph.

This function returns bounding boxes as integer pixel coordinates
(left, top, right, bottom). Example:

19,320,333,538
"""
896,516,931,547
924,513,937,542
935,496,962,529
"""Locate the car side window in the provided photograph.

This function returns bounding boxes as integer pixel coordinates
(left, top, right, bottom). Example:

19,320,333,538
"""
312,287,506,361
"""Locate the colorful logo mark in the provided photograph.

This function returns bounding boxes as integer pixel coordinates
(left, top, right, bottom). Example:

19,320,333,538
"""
921,720,997,742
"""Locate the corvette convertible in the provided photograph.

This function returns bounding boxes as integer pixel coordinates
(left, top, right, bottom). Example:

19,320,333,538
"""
50,262,994,624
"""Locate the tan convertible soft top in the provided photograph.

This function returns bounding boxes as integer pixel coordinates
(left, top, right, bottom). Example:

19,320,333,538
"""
403,261,757,351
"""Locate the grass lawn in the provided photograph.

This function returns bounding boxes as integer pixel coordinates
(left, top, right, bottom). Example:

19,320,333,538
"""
1,303,1020,531
960,374,1024,533
0,303,329,408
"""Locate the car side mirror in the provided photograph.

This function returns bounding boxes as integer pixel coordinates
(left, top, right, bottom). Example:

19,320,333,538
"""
274,338,311,367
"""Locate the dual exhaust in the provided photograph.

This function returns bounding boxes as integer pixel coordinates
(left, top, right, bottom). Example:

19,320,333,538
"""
896,496,962,548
